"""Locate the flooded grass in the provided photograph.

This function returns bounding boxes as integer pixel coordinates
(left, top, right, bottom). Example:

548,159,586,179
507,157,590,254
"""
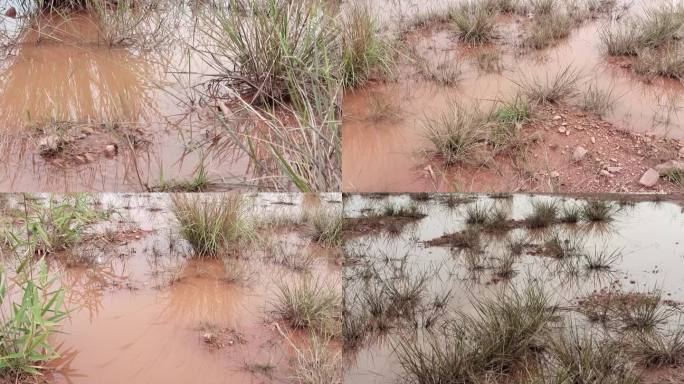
0,0,342,192
343,193,684,384
0,192,342,383
342,0,684,193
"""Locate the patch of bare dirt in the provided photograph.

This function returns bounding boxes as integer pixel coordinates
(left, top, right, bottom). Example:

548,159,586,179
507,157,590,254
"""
432,103,684,193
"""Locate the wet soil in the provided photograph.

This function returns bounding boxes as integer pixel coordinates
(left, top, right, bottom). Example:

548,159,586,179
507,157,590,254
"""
342,0,684,193
0,9,256,192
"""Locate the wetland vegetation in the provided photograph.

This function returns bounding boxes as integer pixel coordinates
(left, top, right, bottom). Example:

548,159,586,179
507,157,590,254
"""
0,192,342,383
342,193,684,384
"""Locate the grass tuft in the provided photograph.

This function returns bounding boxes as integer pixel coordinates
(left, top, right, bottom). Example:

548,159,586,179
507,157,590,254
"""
525,200,559,228
341,3,394,88
452,1,498,44
171,194,252,257
517,65,582,104
274,277,340,333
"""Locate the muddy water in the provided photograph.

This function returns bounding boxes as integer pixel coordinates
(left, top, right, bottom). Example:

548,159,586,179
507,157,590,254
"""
0,193,341,383
0,7,256,192
343,0,684,192
343,194,684,384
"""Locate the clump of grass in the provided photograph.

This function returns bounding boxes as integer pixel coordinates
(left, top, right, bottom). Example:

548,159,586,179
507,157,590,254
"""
638,5,684,50
494,97,532,126
490,97,533,151
16,194,102,255
452,1,498,44
582,246,621,270
381,202,424,218
544,233,583,259
342,308,368,350
581,82,616,116
634,46,684,80
600,20,642,56
233,80,341,192
529,0,557,15
201,0,337,104
548,327,640,384
525,200,559,228
517,65,582,104
483,204,510,231
601,4,684,58
423,104,489,166
171,194,252,257
492,251,517,278
506,234,528,256
663,169,684,188
615,290,671,331
465,203,491,225
396,282,555,382
580,200,616,222
304,208,342,247
274,277,340,333
292,334,341,384
341,3,394,88
631,329,684,368
0,260,68,378
560,204,582,223
483,0,526,14
524,10,573,50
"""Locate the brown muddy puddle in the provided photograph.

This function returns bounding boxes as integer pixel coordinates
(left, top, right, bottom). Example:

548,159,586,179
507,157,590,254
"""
0,192,342,383
342,0,684,192
0,6,257,192
343,193,684,384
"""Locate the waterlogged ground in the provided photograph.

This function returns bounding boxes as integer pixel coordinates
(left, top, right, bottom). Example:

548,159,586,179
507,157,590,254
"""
0,3,279,192
0,192,341,383
343,193,684,383
343,0,684,193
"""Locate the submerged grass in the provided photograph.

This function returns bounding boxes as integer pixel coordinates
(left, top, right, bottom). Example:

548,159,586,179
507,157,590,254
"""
274,277,340,334
525,200,559,228
395,282,555,382
170,194,252,257
517,64,582,104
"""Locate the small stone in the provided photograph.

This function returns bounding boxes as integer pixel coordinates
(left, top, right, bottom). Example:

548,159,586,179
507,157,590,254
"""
590,137,596,144
38,135,65,157
639,168,660,188
606,167,622,173
600,170,613,178
572,146,588,162
553,115,562,120
104,144,118,157
558,127,566,134
202,333,216,343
